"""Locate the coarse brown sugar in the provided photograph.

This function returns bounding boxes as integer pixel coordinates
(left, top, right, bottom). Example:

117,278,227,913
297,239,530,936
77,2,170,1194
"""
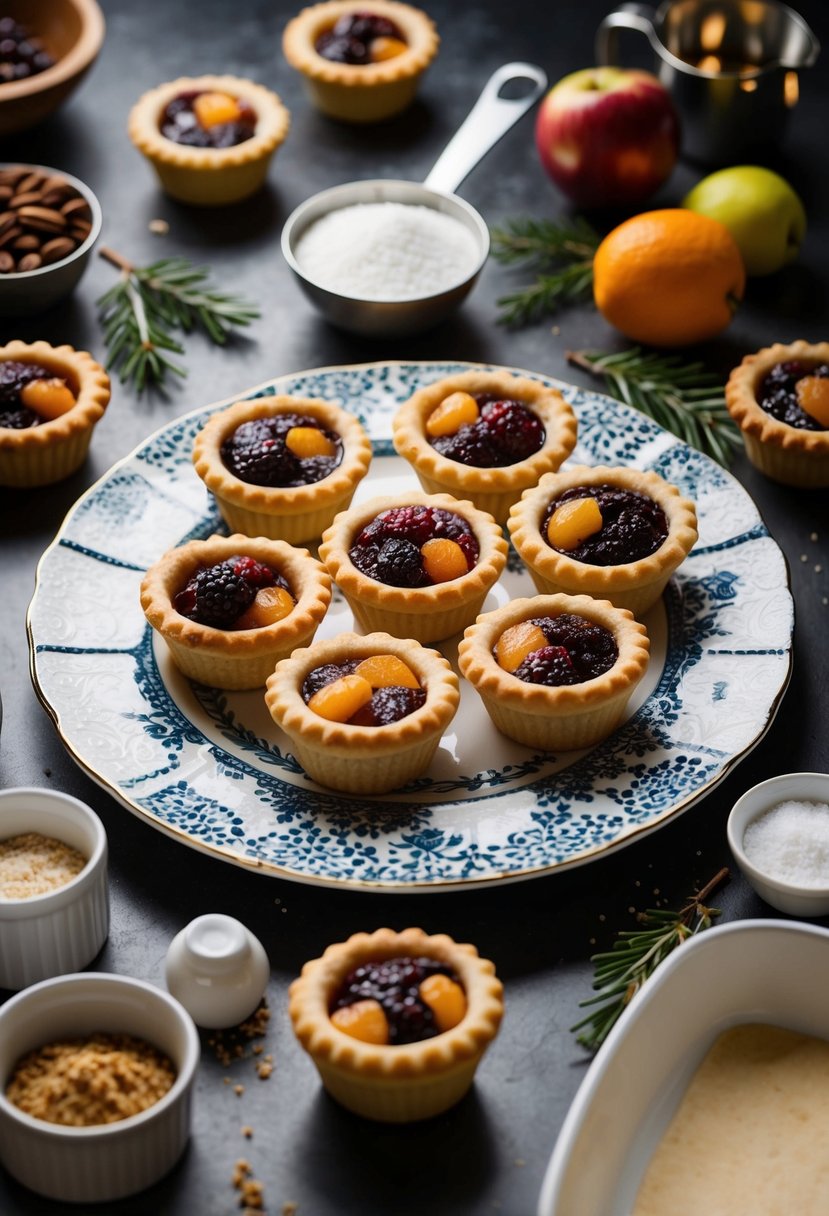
0,831,86,899
6,1033,176,1126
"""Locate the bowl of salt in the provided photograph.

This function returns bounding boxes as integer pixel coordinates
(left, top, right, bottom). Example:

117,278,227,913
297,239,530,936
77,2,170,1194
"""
728,772,829,916
281,62,546,338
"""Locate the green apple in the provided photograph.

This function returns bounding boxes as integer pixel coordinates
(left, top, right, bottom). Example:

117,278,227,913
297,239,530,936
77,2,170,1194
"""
683,166,806,277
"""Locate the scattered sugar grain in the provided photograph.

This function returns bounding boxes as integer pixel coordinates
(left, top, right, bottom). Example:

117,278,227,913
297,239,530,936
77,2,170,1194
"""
0,832,86,899
743,799,829,887
294,202,480,301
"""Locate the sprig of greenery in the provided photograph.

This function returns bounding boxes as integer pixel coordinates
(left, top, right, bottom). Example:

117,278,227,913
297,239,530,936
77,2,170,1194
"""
571,868,729,1053
489,216,600,327
97,248,260,393
567,347,741,467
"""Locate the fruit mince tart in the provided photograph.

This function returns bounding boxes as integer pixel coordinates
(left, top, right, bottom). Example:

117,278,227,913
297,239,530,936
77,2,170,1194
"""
317,491,508,644
0,341,110,488
128,75,290,206
192,395,372,544
508,464,698,618
288,927,503,1121
391,370,578,524
265,631,459,794
140,535,332,691
282,0,438,123
725,340,829,488
458,593,650,752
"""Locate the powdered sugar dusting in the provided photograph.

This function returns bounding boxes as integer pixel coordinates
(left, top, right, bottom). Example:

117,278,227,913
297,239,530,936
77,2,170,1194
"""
743,799,829,887
294,202,481,301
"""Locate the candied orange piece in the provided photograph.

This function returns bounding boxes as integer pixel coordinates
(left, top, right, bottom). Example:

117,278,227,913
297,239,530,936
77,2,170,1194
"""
796,376,829,428
285,426,336,459
494,621,548,673
331,999,389,1044
193,91,242,129
425,391,479,438
546,496,603,551
354,654,420,690
369,35,407,61
421,537,468,583
19,377,76,420
235,585,295,630
420,974,467,1033
308,674,373,722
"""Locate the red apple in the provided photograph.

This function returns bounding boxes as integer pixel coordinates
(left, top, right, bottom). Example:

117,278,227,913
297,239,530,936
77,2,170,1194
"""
535,67,679,209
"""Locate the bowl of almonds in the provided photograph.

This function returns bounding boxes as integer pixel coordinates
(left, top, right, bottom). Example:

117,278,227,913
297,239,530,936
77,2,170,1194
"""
0,162,102,315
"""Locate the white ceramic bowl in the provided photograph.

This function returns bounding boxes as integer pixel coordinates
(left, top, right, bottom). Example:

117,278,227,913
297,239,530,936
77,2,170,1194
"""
0,787,109,990
727,771,829,916
538,919,829,1215
0,972,200,1202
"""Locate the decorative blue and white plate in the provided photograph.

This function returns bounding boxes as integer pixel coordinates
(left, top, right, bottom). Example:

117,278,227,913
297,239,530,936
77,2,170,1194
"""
28,362,793,891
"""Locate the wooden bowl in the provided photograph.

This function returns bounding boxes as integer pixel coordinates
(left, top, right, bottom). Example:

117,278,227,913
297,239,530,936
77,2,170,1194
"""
0,0,105,136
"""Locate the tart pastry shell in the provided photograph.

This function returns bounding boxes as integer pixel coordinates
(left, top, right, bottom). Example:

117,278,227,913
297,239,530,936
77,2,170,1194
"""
725,340,829,488
192,396,372,544
264,631,459,793
508,464,698,617
392,370,578,524
140,534,332,690
318,490,508,644
288,927,503,1121
128,75,290,205
0,341,110,488
283,0,438,123
458,594,650,751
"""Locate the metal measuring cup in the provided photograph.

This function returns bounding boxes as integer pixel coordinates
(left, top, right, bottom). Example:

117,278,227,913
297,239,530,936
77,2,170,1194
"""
281,62,547,338
596,0,820,164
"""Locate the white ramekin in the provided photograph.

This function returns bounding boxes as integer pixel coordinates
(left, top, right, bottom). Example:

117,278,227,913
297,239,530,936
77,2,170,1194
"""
0,972,200,1201
0,787,109,989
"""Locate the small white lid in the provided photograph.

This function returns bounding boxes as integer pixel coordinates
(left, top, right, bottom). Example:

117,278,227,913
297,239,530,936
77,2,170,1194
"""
182,913,250,975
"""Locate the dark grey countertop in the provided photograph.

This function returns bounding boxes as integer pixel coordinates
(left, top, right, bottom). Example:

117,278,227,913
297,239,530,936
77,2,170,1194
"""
1,0,828,1212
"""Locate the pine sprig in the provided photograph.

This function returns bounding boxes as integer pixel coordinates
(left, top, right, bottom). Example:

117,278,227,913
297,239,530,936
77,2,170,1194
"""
489,216,600,327
567,347,742,467
97,248,260,393
571,867,729,1053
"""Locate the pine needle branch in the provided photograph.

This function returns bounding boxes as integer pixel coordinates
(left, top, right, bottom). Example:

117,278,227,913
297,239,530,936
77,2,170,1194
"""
96,247,260,393
567,347,742,466
490,216,600,327
571,867,729,1052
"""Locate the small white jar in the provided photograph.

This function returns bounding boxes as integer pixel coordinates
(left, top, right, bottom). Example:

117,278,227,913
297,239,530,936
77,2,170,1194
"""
164,913,269,1029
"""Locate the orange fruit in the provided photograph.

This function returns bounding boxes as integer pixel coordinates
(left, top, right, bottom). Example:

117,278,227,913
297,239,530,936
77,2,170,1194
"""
593,209,746,347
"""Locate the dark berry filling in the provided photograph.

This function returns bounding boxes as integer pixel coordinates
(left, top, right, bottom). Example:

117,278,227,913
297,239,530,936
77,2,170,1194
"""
173,556,289,629
331,956,458,1045
757,360,829,431
0,360,53,428
349,505,479,588
504,614,618,686
0,18,55,83
543,485,669,566
315,11,405,64
301,659,426,725
221,414,343,487
430,395,545,468
160,90,257,149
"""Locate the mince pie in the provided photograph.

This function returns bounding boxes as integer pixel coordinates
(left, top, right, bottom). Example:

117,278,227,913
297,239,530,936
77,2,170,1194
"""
508,464,698,616
141,535,332,690
317,491,508,643
458,594,650,751
392,370,578,524
726,340,829,487
265,631,459,793
193,395,372,544
289,926,503,1121
283,0,438,123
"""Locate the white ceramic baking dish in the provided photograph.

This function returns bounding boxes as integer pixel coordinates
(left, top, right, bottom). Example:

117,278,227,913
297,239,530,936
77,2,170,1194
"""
538,919,829,1215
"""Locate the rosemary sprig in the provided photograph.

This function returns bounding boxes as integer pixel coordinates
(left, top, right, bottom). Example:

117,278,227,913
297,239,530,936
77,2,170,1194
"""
571,867,729,1053
567,347,742,467
96,247,260,393
489,216,600,327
